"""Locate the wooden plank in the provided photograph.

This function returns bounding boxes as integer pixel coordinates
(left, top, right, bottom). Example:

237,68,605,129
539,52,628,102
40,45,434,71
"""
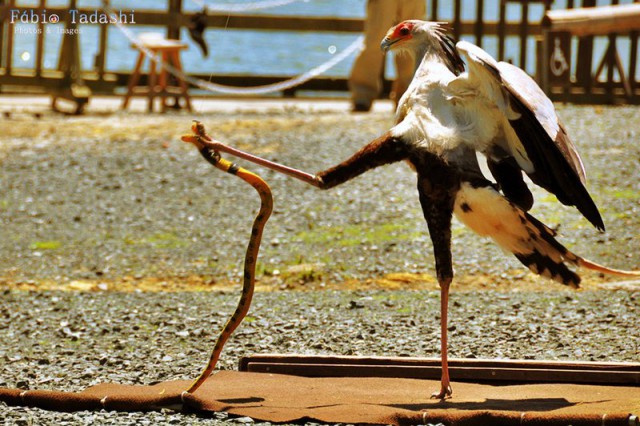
629,30,638,93
475,0,485,47
239,354,640,385
430,0,439,20
240,354,640,371
166,0,183,40
116,73,351,93
498,0,507,60
35,0,45,78
244,362,640,385
0,3,5,73
453,0,462,40
99,11,364,33
0,6,543,36
574,0,597,95
0,72,348,94
5,0,15,74
204,14,363,33
5,69,638,103
606,34,617,100
550,94,640,104
543,3,640,36
96,19,107,78
519,0,530,69
0,72,116,91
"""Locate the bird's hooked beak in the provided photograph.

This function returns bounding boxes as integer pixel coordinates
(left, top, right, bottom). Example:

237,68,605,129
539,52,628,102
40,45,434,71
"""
380,33,398,52
380,22,414,52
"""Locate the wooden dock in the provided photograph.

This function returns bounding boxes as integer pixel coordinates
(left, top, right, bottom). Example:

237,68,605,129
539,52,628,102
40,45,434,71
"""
1,0,639,108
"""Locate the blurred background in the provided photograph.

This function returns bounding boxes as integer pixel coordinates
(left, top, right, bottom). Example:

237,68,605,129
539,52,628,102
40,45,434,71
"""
1,0,639,106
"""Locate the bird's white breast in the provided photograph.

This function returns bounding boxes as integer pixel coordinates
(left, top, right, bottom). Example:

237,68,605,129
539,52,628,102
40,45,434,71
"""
394,71,503,155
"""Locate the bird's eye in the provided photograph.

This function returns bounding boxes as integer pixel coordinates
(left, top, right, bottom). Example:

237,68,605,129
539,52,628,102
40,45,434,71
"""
399,27,410,36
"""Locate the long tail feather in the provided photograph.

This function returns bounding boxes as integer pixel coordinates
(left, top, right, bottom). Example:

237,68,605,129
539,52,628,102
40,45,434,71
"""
453,182,638,287
578,258,640,277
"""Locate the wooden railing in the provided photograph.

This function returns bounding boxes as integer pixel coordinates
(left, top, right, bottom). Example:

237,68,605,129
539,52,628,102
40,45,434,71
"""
540,2,640,103
1,0,638,106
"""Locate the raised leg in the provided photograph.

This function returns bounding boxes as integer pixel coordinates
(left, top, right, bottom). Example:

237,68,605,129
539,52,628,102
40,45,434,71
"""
183,126,323,187
189,124,409,190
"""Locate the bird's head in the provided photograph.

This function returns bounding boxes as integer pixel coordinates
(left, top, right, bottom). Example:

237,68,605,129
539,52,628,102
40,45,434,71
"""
380,20,425,54
381,20,465,74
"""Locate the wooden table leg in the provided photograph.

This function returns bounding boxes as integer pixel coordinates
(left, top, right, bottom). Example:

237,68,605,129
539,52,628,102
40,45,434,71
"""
171,50,192,112
159,51,170,113
147,53,158,112
122,53,145,110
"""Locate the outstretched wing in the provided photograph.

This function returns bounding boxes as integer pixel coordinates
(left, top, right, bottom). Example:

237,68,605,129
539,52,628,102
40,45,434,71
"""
453,41,604,231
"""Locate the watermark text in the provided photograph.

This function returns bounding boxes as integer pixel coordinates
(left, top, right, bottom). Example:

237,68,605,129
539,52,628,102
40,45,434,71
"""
10,9,136,26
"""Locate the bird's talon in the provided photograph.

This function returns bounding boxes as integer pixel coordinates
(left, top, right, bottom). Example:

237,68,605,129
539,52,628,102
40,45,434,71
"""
191,120,209,139
430,385,453,400
181,134,201,146
183,120,215,151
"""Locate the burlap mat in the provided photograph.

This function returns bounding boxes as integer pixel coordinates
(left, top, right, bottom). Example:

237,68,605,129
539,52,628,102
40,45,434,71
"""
1,371,638,425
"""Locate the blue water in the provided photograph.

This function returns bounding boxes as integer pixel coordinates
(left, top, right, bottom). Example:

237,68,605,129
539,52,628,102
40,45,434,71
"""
7,0,637,84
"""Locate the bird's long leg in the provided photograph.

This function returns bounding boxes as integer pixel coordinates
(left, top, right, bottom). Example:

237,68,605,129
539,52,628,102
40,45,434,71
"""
418,178,455,400
188,125,324,188
435,277,453,399
192,126,410,190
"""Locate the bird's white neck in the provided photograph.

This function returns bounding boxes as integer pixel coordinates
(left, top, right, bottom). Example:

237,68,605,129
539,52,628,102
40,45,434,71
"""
414,51,454,80
409,32,464,77
412,44,433,74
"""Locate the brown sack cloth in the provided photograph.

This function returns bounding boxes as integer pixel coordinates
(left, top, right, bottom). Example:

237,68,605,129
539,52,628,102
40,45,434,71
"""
1,371,639,425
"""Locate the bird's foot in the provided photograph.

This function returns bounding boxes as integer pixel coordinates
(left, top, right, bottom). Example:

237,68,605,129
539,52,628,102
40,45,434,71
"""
181,133,203,148
430,383,453,400
181,121,223,166
181,120,210,149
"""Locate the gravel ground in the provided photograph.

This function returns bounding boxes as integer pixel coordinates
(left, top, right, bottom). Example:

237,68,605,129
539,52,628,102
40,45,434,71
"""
0,104,638,289
0,103,639,424
0,290,638,425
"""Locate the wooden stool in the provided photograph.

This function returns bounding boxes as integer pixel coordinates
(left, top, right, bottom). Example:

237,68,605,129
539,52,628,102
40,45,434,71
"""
122,34,192,112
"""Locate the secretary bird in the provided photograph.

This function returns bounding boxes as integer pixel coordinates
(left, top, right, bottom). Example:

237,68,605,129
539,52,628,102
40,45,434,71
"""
186,20,639,399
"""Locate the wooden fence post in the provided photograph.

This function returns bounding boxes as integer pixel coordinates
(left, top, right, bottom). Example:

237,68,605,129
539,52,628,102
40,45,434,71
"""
0,0,6,80
167,0,183,40
4,0,15,75
575,0,596,95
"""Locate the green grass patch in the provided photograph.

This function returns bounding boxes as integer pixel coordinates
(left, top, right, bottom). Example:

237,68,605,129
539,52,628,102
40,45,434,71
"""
123,232,188,249
607,188,639,200
536,194,559,203
29,240,62,250
293,222,421,247
145,232,188,248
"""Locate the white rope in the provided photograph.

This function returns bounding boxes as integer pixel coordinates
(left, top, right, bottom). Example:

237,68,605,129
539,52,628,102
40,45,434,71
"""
107,6,363,95
182,37,363,95
190,0,303,13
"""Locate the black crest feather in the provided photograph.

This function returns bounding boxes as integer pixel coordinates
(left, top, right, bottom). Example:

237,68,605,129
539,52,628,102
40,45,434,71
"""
433,24,465,75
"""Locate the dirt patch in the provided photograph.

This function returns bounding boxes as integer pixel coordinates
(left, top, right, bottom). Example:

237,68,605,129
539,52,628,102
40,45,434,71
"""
1,269,629,293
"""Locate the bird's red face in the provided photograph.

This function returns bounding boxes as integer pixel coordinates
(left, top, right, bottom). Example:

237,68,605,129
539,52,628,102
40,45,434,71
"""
381,21,416,52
